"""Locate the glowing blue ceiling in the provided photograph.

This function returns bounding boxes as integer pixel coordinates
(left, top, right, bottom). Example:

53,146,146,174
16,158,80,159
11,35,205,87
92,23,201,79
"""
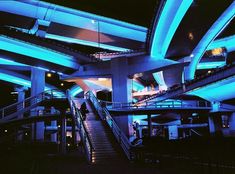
0,36,79,69
0,1,147,51
187,75,235,101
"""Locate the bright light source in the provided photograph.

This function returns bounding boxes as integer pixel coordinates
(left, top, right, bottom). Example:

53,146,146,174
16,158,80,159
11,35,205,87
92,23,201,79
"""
4,129,7,133
190,54,194,58
188,32,194,40
211,48,223,56
60,83,64,86
98,78,107,81
47,73,52,78
208,70,211,74
91,20,95,24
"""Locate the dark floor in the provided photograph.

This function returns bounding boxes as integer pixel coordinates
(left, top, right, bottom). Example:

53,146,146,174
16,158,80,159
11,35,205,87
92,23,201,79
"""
0,145,181,174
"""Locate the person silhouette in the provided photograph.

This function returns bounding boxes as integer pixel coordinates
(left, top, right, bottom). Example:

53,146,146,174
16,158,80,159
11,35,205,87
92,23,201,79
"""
80,102,88,121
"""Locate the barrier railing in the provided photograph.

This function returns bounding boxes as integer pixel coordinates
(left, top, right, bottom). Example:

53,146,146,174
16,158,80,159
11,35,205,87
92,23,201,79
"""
86,91,133,160
70,100,94,163
0,89,65,121
97,99,211,110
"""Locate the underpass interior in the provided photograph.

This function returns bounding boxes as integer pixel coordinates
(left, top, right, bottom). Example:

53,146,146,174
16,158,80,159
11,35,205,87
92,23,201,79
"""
0,0,235,174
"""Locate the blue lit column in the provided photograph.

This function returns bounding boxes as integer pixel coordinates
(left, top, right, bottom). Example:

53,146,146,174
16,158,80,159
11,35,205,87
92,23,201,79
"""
147,114,152,137
31,67,45,141
50,107,57,142
229,113,235,136
111,58,133,137
16,87,26,141
168,125,178,140
209,101,222,136
60,114,67,154
208,115,222,136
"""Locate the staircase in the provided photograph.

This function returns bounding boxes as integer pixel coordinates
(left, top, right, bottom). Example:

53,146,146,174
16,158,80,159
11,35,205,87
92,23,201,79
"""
83,100,124,164
0,89,65,122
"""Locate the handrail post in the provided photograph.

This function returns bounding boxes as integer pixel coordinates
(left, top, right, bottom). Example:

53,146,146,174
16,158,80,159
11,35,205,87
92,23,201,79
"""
2,109,4,118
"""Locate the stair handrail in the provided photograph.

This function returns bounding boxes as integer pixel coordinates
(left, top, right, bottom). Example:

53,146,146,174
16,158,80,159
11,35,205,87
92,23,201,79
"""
0,89,65,120
85,91,133,160
70,99,94,163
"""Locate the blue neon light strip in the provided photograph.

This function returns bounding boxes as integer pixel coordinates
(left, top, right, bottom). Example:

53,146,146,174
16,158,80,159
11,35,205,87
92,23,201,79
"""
207,34,235,52
0,72,31,87
0,72,63,97
185,2,235,80
133,80,144,91
0,36,79,69
0,1,147,42
0,58,27,66
70,85,83,97
45,34,131,52
186,76,235,101
151,0,193,58
197,61,226,69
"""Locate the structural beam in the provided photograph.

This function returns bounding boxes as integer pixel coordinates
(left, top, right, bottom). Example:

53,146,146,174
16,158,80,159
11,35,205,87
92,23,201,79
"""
0,36,79,69
185,2,235,80
150,0,193,59
0,1,147,51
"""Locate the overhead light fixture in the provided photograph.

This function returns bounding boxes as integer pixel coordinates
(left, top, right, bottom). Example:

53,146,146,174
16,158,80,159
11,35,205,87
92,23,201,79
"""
188,32,194,40
98,78,107,81
47,73,52,78
211,48,223,56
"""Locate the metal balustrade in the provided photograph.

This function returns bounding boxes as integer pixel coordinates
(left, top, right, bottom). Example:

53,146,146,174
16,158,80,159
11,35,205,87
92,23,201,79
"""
70,99,94,163
86,91,134,160
97,99,211,110
0,89,65,121
137,63,235,104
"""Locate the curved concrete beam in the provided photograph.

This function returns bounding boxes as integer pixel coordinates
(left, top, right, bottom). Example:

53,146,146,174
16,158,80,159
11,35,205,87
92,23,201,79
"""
0,36,79,69
150,0,193,59
185,2,235,80
0,1,147,45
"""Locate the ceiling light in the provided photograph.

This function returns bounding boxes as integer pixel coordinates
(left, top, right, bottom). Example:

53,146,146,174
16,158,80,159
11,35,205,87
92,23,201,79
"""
47,73,52,77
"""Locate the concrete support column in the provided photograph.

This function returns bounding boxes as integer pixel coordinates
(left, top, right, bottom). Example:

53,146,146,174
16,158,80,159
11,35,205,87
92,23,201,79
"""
16,87,26,118
208,115,221,136
229,113,235,136
15,87,26,141
111,58,132,137
50,107,57,142
211,101,220,112
168,125,178,140
147,114,152,137
60,115,67,154
31,67,45,141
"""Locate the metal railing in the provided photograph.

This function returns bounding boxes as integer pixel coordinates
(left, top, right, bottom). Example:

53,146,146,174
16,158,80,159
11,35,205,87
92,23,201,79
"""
70,100,94,163
86,91,133,160
0,89,65,121
97,99,211,110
